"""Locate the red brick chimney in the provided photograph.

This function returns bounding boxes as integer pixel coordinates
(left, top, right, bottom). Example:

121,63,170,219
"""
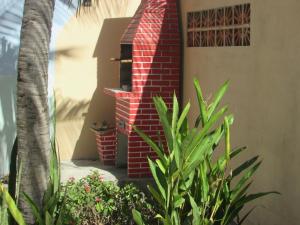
102,0,181,178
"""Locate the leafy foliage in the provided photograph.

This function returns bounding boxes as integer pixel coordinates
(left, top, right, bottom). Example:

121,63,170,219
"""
21,97,65,225
60,171,157,225
0,182,26,225
0,157,26,225
1,109,156,225
1,100,66,225
0,194,9,225
133,79,279,225
22,146,65,225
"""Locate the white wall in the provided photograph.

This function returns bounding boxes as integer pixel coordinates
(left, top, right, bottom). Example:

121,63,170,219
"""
0,0,76,176
0,0,24,177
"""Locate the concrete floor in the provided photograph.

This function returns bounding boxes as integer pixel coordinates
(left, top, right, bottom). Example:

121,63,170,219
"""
60,160,128,183
60,160,154,192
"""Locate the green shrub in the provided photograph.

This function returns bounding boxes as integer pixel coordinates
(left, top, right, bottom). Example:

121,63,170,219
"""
132,79,279,225
60,171,157,225
1,108,65,225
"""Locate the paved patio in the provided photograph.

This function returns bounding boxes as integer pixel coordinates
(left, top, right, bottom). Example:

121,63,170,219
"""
60,160,154,192
60,160,128,183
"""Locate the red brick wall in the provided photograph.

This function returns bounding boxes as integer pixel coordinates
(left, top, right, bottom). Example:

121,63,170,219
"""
108,0,180,178
127,0,180,178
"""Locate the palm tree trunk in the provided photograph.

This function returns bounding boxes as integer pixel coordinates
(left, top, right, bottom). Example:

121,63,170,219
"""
17,0,55,223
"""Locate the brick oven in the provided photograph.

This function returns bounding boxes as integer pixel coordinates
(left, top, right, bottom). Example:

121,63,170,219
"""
101,0,181,178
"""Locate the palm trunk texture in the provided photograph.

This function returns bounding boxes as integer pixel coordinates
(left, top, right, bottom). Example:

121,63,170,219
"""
17,0,55,223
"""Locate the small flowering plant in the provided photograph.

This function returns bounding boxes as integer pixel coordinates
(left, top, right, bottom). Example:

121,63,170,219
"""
68,176,75,183
60,171,156,225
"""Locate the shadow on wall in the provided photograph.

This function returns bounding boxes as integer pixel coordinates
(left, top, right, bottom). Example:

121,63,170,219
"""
0,37,18,76
71,18,132,160
0,0,24,177
0,31,19,178
0,75,17,176
0,75,16,176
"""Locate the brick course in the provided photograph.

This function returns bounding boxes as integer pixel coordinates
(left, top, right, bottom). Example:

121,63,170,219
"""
94,129,116,165
104,0,180,178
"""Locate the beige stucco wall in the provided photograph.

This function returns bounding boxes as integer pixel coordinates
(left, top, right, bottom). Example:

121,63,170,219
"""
55,0,141,160
181,0,300,224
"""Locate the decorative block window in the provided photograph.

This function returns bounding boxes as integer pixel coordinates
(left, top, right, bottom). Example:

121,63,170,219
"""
187,3,250,47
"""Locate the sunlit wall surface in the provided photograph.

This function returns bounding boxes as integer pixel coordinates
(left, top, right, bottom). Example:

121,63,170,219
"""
54,0,140,160
181,1,300,225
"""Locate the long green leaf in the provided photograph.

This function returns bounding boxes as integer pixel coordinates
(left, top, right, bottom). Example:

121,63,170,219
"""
16,159,23,204
230,182,253,206
45,211,52,225
54,186,68,225
181,128,197,155
214,146,247,174
172,93,179,131
171,210,180,225
194,115,201,128
148,185,165,208
185,106,228,161
179,170,195,191
176,102,191,135
224,116,231,162
132,209,145,225
200,162,209,203
23,192,43,225
230,146,247,159
153,97,173,153
134,126,167,166
0,184,26,225
156,214,172,225
173,136,181,169
45,192,60,215
173,195,185,208
194,78,208,127
185,126,223,170
50,145,59,194
232,156,259,178
156,159,166,174
208,80,229,119
0,196,8,225
148,158,167,201
189,194,201,225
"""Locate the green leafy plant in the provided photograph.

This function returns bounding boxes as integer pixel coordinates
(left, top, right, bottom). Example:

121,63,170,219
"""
0,157,26,225
22,145,65,225
0,182,26,225
22,96,66,225
132,78,279,225
0,147,64,225
0,194,8,225
60,170,157,225
1,96,65,225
